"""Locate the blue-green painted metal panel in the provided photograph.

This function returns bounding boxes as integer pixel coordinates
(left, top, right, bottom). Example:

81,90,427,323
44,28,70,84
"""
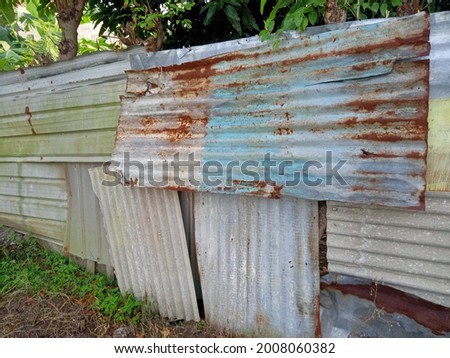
113,13,429,209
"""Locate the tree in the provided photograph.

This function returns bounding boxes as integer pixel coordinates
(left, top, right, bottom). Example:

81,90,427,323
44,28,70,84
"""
55,0,86,60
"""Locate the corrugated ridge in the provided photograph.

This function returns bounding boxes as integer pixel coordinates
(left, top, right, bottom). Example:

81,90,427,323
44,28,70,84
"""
0,50,140,162
89,167,199,321
327,192,450,307
114,13,429,208
0,162,68,243
195,192,319,337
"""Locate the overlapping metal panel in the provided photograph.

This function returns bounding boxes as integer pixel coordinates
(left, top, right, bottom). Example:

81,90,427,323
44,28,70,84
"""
0,49,144,162
195,193,319,337
427,11,450,192
65,163,111,266
327,192,450,308
113,13,430,208
89,167,199,321
0,162,67,243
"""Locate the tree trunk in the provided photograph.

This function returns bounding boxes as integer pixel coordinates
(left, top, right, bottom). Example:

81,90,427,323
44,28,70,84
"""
56,0,87,61
324,0,346,24
397,0,421,16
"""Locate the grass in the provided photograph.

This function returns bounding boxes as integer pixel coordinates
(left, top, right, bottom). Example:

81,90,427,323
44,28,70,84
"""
0,227,147,325
0,226,229,337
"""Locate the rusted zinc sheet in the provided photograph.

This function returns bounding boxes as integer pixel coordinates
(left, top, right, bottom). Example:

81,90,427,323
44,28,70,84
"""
327,192,450,308
89,167,199,321
112,13,430,208
427,11,450,192
195,193,319,337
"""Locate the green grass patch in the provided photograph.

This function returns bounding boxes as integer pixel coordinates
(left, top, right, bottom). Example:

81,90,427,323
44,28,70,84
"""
0,227,151,325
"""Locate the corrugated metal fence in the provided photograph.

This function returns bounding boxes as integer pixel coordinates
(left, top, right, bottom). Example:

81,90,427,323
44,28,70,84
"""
0,12,449,337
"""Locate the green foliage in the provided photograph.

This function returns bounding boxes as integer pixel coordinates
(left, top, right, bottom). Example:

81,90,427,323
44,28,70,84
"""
259,0,326,41
259,0,438,40
87,0,194,45
0,1,120,71
0,229,154,324
200,0,259,35
86,1,265,49
0,2,61,71
341,0,404,20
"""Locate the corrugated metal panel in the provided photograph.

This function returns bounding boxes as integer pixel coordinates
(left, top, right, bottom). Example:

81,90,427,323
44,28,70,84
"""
113,13,429,208
195,193,319,337
327,192,450,307
65,163,111,266
0,49,145,163
89,167,199,321
0,162,67,243
427,12,450,192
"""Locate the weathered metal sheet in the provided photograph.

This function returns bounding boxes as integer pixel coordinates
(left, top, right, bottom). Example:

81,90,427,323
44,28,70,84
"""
0,49,145,163
65,163,111,266
327,192,450,308
89,167,199,321
0,162,68,243
427,12,450,192
195,192,319,337
113,13,430,208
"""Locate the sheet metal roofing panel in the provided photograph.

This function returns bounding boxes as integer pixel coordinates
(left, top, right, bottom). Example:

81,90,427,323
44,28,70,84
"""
113,13,429,209
195,193,319,337
327,192,450,308
427,12,450,192
0,49,145,163
89,167,199,321
65,164,111,266
0,162,67,243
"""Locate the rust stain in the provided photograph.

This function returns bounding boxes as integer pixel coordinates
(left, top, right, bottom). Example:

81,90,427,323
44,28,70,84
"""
24,106,36,135
165,185,196,193
321,282,450,335
352,132,423,142
233,180,283,199
256,314,269,329
125,178,139,187
140,116,158,126
351,62,377,71
132,115,208,142
274,127,294,136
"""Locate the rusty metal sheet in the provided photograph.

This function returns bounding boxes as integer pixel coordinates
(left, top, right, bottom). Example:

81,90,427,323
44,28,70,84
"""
89,167,200,322
112,13,430,209
195,192,320,337
327,192,450,308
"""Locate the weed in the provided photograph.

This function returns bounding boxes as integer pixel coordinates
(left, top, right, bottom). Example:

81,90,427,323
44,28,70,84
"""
0,230,149,325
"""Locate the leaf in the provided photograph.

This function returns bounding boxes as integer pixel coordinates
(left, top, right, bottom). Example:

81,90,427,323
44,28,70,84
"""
371,3,380,13
224,5,242,34
259,29,269,42
391,0,403,6
308,11,317,25
0,40,10,51
260,0,267,14
380,2,388,17
26,2,39,18
203,4,218,26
